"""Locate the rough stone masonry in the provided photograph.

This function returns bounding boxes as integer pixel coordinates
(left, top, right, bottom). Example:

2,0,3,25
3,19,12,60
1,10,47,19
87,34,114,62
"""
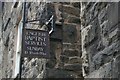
0,2,82,79
0,1,120,80
81,2,120,79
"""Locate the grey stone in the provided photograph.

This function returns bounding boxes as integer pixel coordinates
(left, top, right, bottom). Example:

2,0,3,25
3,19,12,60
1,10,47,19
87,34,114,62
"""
64,63,82,71
59,5,80,17
92,41,120,70
50,24,62,40
60,55,69,63
72,2,80,9
63,49,79,57
63,43,81,50
68,56,82,64
107,2,119,30
81,2,120,79
63,24,77,43
112,54,120,78
84,18,100,47
46,59,56,68
67,16,81,24
46,68,75,78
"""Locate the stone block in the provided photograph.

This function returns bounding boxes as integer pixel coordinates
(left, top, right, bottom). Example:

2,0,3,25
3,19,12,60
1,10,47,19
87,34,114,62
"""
63,49,79,57
98,5,108,25
112,54,120,78
61,2,71,5
92,41,120,70
46,68,75,78
3,30,10,46
72,2,80,9
67,16,81,24
46,59,56,68
85,62,112,78
84,18,100,47
26,67,39,78
60,55,69,63
63,24,77,43
85,3,108,26
84,3,98,25
64,63,82,71
59,5,80,17
22,58,47,78
50,24,62,40
99,22,119,47
108,27,119,45
107,2,119,30
68,56,82,64
85,40,101,58
99,62,112,78
50,41,62,57
62,12,69,21
63,43,81,50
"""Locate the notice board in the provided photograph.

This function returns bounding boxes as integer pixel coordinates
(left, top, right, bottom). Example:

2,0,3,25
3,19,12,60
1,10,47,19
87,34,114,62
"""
22,29,50,58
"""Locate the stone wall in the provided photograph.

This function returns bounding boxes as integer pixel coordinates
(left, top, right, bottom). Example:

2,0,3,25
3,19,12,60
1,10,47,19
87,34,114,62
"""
61,2,82,78
1,2,22,78
21,2,48,78
0,1,3,79
80,2,120,79
0,2,83,79
0,1,49,79
1,1,120,79
44,2,83,78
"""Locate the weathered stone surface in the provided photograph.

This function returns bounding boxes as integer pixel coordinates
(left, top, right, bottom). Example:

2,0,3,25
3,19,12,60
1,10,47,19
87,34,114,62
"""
50,24,62,40
68,56,82,64
22,58,47,78
72,2,80,9
85,62,112,78
63,49,79,57
98,5,108,25
92,41,120,70
64,64,82,71
63,43,81,50
63,24,77,43
61,2,71,5
60,2,82,78
0,2,49,79
2,1,120,79
107,2,119,30
60,55,69,63
81,2,120,79
112,54,120,78
3,29,10,46
59,5,80,17
84,18,101,48
46,59,56,68
67,16,81,24
1,1,82,79
0,2,2,79
46,68,75,78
